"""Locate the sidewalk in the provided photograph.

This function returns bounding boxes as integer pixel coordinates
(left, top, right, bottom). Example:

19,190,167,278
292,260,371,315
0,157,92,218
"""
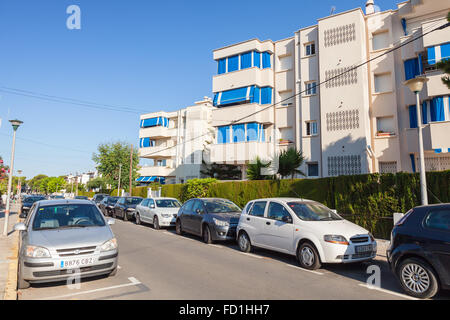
0,203,20,300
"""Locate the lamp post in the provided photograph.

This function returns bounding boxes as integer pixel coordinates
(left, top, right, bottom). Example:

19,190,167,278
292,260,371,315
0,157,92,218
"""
404,77,429,205
3,119,23,236
117,164,122,197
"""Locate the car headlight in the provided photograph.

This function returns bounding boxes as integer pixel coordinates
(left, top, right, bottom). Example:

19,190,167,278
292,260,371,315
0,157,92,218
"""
368,233,375,242
100,238,118,252
213,218,229,227
324,235,349,245
25,245,51,258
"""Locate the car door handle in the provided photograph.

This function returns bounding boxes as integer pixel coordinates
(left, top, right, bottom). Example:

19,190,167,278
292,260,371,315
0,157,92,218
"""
266,221,271,225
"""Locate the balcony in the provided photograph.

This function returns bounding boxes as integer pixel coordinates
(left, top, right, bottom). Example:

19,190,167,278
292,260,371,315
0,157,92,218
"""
212,103,274,126
209,141,273,164
405,121,450,153
139,126,176,139
212,67,273,93
139,145,176,159
139,165,175,177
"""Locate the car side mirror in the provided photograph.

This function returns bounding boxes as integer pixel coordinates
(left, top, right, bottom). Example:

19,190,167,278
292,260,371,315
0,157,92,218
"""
14,223,27,232
106,218,115,225
282,215,292,224
149,204,155,209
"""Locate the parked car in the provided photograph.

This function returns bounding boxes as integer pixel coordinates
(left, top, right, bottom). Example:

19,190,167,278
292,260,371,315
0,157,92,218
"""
387,204,450,299
20,195,47,218
47,195,64,200
14,199,118,289
135,197,181,229
74,196,89,200
112,197,143,221
92,193,109,205
175,198,241,243
98,196,119,216
236,198,377,270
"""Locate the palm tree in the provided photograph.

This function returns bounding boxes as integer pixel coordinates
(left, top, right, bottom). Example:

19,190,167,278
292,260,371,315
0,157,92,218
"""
277,148,306,179
246,157,272,180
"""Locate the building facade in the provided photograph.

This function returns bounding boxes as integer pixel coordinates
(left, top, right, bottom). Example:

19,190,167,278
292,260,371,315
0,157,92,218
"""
138,97,215,184
139,0,449,183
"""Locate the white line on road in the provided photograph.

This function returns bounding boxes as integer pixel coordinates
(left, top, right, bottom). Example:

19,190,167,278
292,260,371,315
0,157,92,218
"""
117,265,122,269
38,277,142,300
285,264,324,275
357,284,418,300
239,252,264,259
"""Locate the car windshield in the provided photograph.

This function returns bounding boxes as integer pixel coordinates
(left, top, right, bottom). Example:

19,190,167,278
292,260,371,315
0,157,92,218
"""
24,197,45,203
203,199,241,214
287,202,342,221
95,195,106,201
32,204,106,230
126,197,142,205
108,197,119,204
156,199,181,208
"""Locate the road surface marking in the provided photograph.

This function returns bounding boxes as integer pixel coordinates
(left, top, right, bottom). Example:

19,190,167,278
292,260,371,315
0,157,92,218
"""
285,264,324,275
208,244,224,249
358,284,418,300
239,252,264,259
38,277,142,300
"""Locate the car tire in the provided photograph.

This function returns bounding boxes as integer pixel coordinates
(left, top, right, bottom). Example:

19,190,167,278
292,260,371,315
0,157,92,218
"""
123,210,128,221
135,213,141,225
238,231,252,253
397,257,439,299
153,216,160,230
175,219,183,235
297,242,322,270
202,225,212,244
109,268,117,277
18,262,30,290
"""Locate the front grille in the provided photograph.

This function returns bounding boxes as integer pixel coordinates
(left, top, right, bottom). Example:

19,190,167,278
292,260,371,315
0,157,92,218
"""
352,252,373,259
56,246,97,257
350,236,369,243
33,262,113,277
173,214,177,218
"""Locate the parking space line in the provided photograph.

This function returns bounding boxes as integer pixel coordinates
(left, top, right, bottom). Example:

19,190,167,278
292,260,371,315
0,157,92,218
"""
239,252,264,259
285,264,324,275
38,277,142,300
357,284,417,300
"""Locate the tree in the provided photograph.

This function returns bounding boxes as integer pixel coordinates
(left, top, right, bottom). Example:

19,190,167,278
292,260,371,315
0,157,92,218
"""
28,174,48,193
87,177,107,192
0,156,9,195
200,160,242,180
436,12,450,88
277,148,306,179
246,157,273,180
92,141,139,191
47,177,66,193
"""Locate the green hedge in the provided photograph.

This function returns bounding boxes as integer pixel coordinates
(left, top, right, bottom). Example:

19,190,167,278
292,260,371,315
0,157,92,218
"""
77,191,95,198
159,171,450,239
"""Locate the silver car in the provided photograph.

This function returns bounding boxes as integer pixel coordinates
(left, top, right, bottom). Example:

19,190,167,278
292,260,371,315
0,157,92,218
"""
14,199,119,289
135,197,181,229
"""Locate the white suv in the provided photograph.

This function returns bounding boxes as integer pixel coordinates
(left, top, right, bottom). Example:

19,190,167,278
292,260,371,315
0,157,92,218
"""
236,198,377,270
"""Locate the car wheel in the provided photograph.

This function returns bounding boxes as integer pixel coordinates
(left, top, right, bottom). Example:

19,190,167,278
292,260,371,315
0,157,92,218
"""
135,213,141,225
238,231,252,253
109,268,117,277
397,258,439,299
202,225,212,244
18,262,30,290
153,216,160,230
123,210,128,221
175,219,183,235
112,210,116,219
297,242,322,270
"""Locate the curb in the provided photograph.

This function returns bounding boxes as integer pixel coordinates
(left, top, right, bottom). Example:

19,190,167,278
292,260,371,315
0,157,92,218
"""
3,218,20,300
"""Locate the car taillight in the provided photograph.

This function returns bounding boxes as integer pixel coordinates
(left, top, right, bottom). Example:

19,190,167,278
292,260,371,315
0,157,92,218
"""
395,210,412,226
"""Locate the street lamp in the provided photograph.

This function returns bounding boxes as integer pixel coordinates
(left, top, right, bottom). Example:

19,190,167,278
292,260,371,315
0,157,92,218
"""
3,119,23,236
117,164,122,197
404,76,429,205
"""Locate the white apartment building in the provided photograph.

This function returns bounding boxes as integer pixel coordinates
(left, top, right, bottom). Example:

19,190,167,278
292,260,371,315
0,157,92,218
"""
137,97,215,184
210,0,450,178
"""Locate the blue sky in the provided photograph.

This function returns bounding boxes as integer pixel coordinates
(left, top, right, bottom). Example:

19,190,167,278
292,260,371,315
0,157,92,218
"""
0,0,400,179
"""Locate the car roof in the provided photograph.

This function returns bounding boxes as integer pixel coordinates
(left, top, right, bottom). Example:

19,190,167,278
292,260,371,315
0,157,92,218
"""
36,199,95,206
148,197,179,200
246,197,315,203
414,203,450,209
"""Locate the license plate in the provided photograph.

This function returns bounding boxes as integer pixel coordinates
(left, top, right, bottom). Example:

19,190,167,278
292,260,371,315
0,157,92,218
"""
60,257,95,269
355,245,373,253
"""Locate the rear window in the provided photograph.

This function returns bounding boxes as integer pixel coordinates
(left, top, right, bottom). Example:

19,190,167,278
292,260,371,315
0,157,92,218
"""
24,197,45,202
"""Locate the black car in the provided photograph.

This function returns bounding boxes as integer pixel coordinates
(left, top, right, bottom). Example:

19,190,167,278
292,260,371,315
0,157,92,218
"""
99,196,119,216
20,195,46,217
113,197,143,221
175,198,241,243
387,203,450,299
92,193,109,205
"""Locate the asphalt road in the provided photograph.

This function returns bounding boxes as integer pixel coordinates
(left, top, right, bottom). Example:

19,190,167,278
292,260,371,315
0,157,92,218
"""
18,218,450,300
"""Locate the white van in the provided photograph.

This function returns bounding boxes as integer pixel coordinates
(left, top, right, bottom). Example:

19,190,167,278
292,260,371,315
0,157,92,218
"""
236,198,377,270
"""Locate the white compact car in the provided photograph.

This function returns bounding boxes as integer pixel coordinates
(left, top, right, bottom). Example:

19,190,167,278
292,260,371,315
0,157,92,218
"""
236,198,377,270
134,197,181,229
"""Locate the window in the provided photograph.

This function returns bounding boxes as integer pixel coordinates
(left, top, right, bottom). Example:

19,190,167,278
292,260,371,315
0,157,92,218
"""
217,126,230,144
191,200,204,214
404,58,421,80
240,52,252,70
262,52,272,69
374,73,391,93
307,163,319,177
232,124,245,143
372,31,389,51
260,87,272,105
140,117,169,128
306,121,318,136
243,202,254,215
140,138,156,148
267,202,291,222
248,201,266,217
141,199,149,207
427,42,450,65
218,58,226,74
156,159,167,167
246,123,265,142
305,82,317,95
379,161,397,174
305,42,315,56
253,51,261,68
148,199,155,207
227,55,239,72
376,116,395,136
409,105,418,128
183,200,194,212
424,210,450,231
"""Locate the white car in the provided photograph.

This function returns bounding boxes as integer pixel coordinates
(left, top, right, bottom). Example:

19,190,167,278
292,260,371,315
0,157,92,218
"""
236,198,377,270
135,197,181,229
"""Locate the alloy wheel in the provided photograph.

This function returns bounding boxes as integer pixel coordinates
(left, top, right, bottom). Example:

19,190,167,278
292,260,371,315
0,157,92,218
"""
401,263,431,294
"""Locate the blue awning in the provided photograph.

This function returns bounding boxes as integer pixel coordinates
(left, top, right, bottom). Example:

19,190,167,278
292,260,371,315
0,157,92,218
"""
136,176,162,183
